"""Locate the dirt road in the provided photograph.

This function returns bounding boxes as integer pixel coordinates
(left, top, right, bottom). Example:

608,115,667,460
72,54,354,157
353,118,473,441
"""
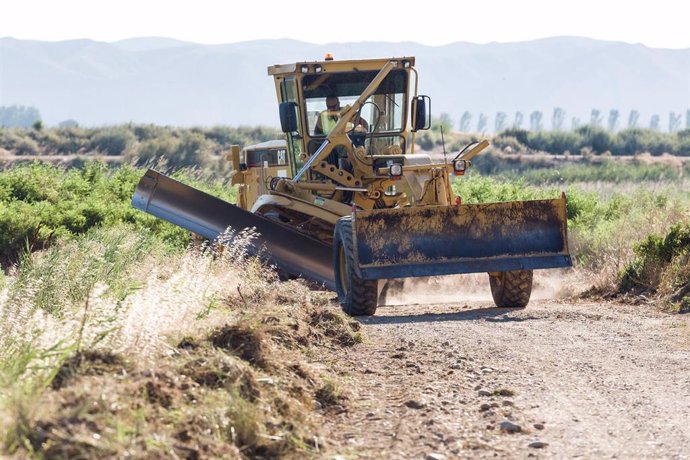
317,284,690,458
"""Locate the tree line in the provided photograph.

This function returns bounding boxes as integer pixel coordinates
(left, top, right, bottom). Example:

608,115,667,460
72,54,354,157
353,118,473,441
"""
2,106,688,158
0,124,281,171
451,108,690,134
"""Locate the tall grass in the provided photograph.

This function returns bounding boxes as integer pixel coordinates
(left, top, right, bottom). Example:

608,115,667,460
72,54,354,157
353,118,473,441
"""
0,221,358,457
0,225,268,449
0,225,262,381
0,226,159,400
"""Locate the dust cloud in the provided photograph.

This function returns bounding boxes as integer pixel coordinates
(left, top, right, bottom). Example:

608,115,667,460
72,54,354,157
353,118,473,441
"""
378,269,579,306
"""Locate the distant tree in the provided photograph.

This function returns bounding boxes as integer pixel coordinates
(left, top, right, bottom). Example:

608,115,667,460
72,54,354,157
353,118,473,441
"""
607,109,619,132
432,112,454,133
441,113,454,133
590,109,603,127
494,112,507,132
175,132,212,167
58,119,79,128
459,111,472,132
552,107,565,131
649,114,660,131
576,125,612,154
477,113,488,133
513,111,524,129
686,109,690,129
669,112,682,133
628,110,640,129
0,105,41,128
529,111,543,131
91,127,137,155
32,120,44,131
571,117,581,130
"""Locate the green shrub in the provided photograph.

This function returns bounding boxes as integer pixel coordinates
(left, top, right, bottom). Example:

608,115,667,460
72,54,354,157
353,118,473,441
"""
528,130,583,154
415,131,436,151
205,125,281,148
0,162,196,262
174,132,212,168
132,124,169,141
90,127,136,156
0,161,241,264
492,135,525,152
14,138,40,155
620,223,690,293
452,173,552,203
134,134,180,165
499,128,529,146
52,127,91,154
0,163,61,202
575,125,616,154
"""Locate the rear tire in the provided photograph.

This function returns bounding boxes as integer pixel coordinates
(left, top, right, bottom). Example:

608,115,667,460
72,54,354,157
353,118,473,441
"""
333,217,378,316
489,270,533,308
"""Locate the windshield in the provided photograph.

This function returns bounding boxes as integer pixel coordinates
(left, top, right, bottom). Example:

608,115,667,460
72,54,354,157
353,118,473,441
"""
302,69,407,137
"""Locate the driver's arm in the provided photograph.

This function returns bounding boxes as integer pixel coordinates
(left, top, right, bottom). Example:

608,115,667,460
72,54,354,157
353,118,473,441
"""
314,112,324,135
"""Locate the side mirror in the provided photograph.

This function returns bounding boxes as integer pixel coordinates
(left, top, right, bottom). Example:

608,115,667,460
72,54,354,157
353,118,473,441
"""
412,95,431,132
279,102,298,133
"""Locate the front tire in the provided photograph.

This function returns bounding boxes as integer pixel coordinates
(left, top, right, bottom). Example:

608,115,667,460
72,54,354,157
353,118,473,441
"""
489,270,533,308
333,217,378,316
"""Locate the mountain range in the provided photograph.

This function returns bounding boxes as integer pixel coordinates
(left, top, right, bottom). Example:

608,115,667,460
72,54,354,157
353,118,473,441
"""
1,36,688,129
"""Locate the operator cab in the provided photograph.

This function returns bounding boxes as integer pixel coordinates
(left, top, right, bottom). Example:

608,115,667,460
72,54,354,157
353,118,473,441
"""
268,56,431,178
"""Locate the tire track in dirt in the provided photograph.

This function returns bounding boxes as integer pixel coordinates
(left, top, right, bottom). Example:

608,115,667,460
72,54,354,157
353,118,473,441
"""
317,299,690,459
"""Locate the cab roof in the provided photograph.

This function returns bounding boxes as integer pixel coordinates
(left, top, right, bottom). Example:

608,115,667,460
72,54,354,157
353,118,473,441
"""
267,56,415,76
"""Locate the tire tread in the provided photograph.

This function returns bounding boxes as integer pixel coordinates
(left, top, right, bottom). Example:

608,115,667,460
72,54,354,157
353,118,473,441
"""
490,270,533,308
334,218,377,316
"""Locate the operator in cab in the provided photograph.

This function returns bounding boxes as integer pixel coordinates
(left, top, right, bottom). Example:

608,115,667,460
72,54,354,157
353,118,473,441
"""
314,95,368,135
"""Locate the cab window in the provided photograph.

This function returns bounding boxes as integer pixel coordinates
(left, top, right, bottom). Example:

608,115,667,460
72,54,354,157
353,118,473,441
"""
302,69,407,137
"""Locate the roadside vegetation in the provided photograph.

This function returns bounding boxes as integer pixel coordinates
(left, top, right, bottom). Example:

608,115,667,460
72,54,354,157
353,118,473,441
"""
453,173,690,309
619,223,690,312
0,230,361,458
0,160,365,457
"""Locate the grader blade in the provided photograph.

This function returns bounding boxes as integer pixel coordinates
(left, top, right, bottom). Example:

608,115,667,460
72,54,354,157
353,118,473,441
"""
132,169,335,290
353,198,571,280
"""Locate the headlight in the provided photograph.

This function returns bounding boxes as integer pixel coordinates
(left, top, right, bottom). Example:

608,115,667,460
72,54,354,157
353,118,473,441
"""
453,159,467,175
389,162,403,177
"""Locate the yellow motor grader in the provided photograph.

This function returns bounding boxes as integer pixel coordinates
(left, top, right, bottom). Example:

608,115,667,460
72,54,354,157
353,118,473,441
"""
133,56,571,315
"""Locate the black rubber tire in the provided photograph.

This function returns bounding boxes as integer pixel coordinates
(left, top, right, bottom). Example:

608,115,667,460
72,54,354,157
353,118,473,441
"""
489,270,533,308
333,217,378,316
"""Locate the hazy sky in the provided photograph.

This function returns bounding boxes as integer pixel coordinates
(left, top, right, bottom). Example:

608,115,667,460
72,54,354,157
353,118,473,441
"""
2,0,689,48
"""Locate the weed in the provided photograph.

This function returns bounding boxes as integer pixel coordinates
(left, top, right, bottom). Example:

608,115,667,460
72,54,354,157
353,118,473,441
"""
51,350,128,391
493,388,516,397
620,223,690,296
210,324,268,368
678,297,690,314
315,377,347,408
